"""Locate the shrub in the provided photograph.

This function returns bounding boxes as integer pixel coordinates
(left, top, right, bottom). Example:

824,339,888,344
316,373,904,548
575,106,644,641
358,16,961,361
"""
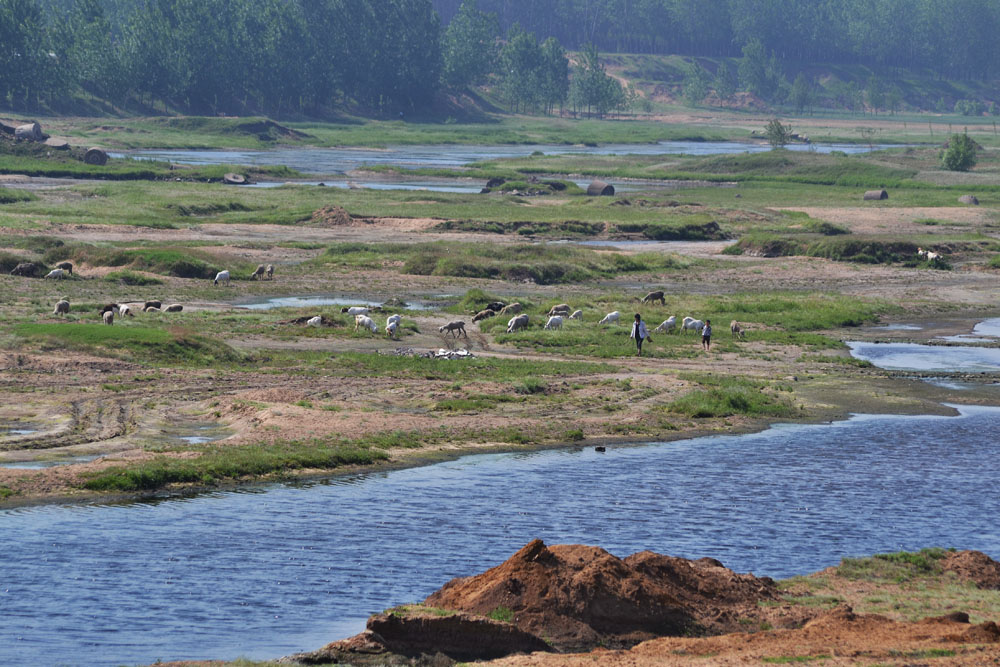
942,133,978,172
104,270,164,286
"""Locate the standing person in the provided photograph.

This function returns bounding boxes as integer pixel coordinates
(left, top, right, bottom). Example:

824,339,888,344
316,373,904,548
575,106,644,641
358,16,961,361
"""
631,313,649,357
702,319,712,351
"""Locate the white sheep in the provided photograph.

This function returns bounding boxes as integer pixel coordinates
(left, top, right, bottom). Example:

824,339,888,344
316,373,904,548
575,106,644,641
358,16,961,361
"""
44,268,65,280
653,316,677,333
307,316,322,327
681,317,704,334
119,304,134,318
439,321,467,337
598,311,620,326
386,314,402,327
53,299,69,316
731,320,746,340
506,313,529,333
569,309,583,320
265,264,274,279
354,314,378,333
213,270,230,285
103,310,114,325
385,320,399,338
547,303,571,316
917,247,928,258
926,251,940,261
544,315,563,330
343,306,369,316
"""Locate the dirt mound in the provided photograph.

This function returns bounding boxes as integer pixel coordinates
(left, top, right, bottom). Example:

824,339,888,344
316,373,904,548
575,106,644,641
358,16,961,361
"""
288,609,550,665
310,205,355,226
942,550,1000,589
225,118,310,142
424,539,780,651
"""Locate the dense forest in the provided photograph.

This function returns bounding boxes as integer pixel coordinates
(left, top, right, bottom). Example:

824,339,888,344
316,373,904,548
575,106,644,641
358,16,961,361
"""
433,0,1000,79
1,0,998,116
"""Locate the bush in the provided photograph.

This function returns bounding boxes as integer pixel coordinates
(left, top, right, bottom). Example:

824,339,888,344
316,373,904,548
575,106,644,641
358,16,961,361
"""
942,133,978,172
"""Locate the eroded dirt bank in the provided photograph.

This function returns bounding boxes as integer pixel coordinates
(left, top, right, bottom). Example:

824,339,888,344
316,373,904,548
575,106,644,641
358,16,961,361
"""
279,541,1000,667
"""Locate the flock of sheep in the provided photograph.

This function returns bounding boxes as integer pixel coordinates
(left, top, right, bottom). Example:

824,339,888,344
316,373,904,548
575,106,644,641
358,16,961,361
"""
454,290,748,341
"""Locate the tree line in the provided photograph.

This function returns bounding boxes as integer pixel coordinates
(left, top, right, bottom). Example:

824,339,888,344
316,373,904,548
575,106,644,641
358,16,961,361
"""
433,0,1000,81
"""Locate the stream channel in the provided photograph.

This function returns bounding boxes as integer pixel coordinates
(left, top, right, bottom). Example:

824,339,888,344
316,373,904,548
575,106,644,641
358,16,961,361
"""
3,398,1000,665
119,140,894,191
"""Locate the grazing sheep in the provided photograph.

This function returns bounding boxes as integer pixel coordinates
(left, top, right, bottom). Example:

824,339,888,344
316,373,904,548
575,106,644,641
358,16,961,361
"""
547,303,571,316
681,317,704,334
926,251,940,261
119,304,134,318
439,321,468,338
44,268,65,280
144,300,162,311
354,314,378,334
99,303,119,315
10,262,40,277
103,310,114,325
653,316,677,333
598,311,621,326
917,247,929,258
544,315,564,330
144,306,161,313
385,320,399,338
498,302,522,316
730,320,746,340
386,314,402,327
164,304,183,312
55,261,73,275
569,309,583,320
250,264,267,280
485,301,506,313
342,306,370,316
307,315,322,327
213,270,230,286
473,308,496,323
53,299,69,316
641,290,666,305
506,314,529,333
265,264,274,280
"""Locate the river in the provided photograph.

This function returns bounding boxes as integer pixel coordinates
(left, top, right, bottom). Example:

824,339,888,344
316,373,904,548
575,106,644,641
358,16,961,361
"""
3,405,999,666
114,140,896,192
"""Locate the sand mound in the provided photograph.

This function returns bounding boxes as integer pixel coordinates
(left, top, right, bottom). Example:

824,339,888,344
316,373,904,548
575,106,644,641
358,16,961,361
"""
424,539,780,651
942,550,1000,589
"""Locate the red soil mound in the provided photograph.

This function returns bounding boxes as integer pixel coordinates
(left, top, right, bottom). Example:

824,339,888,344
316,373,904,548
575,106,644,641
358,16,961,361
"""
424,539,780,651
942,550,1000,589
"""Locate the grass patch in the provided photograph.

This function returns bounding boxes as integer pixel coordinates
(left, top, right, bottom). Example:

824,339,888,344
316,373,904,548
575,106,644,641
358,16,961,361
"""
326,352,610,382
104,270,164,286
837,548,952,583
14,323,243,366
81,440,387,491
487,606,514,623
0,485,14,499
667,377,797,418
50,244,251,279
316,241,690,285
761,656,831,664
0,187,35,204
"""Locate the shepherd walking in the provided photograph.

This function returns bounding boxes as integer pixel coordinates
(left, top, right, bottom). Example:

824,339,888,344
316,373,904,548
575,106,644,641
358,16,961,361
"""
631,313,650,357
702,319,713,351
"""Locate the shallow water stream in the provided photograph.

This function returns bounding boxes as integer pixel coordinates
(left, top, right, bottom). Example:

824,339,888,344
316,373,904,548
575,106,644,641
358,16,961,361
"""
3,406,999,666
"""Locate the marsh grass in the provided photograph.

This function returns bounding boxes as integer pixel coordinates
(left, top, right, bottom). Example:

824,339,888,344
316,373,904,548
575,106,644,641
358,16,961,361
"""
81,440,387,491
325,352,611,382
13,323,244,366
